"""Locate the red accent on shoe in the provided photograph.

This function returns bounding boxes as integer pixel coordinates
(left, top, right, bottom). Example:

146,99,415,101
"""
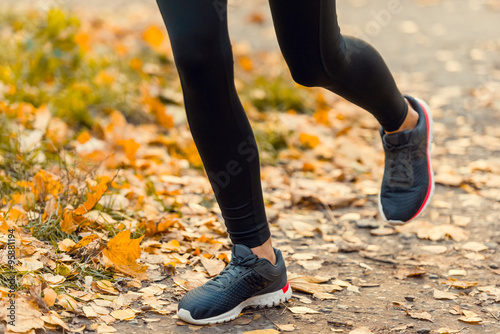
282,281,290,293
408,101,433,221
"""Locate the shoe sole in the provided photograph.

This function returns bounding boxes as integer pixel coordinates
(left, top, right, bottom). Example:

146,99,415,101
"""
177,281,292,325
378,97,435,224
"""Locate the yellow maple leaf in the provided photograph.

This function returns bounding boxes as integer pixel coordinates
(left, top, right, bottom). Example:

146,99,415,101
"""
102,230,147,279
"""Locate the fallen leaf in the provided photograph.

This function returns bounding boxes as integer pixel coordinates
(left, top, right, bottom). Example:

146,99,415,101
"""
370,227,395,236
200,256,226,277
43,273,65,285
420,245,448,254
143,25,164,48
288,275,330,284
461,242,488,252
139,285,164,296
43,287,57,307
288,306,320,314
110,309,136,320
277,324,295,332
69,234,101,253
349,327,373,334
396,222,468,241
441,279,478,289
393,267,426,280
83,306,99,318
458,310,482,324
406,310,433,322
299,133,320,148
448,269,467,276
41,313,70,331
433,289,458,300
28,285,49,312
291,253,315,260
419,225,468,242
1,298,44,333
97,324,117,334
298,260,323,270
56,294,80,311
18,258,43,271
173,271,208,290
58,238,76,252
74,177,109,215
464,252,485,261
93,280,120,295
102,230,148,279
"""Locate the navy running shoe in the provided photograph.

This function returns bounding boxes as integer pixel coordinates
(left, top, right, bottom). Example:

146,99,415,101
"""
177,244,292,325
378,95,435,223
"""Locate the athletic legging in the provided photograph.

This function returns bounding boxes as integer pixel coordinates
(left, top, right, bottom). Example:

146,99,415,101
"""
156,0,408,248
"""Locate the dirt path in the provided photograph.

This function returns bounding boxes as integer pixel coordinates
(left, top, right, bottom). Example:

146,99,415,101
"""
4,1,499,333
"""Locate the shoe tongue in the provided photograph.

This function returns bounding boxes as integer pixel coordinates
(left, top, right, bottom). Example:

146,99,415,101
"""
232,244,253,259
385,130,412,146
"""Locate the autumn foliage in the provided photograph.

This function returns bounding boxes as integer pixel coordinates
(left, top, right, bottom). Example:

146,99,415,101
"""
1,5,500,334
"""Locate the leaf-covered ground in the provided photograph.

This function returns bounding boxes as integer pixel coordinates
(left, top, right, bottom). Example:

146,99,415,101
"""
0,1,499,334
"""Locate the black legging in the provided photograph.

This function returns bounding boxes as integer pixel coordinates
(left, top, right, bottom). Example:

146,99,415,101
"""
156,0,408,248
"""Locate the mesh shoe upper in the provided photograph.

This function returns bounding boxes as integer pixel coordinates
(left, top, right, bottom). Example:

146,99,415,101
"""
379,95,434,222
178,244,288,320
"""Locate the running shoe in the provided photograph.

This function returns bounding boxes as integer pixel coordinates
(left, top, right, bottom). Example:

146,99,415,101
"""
378,95,435,223
177,244,292,325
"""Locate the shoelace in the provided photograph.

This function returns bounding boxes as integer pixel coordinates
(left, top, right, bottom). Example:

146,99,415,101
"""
387,144,413,185
207,254,259,288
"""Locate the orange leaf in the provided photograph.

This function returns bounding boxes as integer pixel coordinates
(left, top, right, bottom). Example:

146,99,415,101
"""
60,211,82,234
77,131,91,144
105,110,127,135
95,70,116,85
130,58,142,71
313,108,330,126
33,170,63,201
102,230,147,278
116,139,140,166
0,218,11,234
74,178,109,215
143,26,164,48
74,32,90,52
155,106,174,129
238,56,253,72
6,207,27,223
43,287,57,307
69,235,100,253
299,133,320,149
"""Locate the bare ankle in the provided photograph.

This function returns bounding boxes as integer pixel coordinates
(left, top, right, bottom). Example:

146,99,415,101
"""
386,99,419,134
250,237,276,265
